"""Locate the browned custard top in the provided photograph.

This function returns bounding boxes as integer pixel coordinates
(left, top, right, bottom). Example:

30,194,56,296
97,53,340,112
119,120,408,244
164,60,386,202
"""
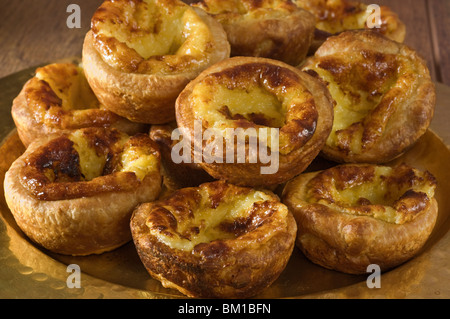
24,63,120,129
20,128,160,201
142,181,290,253
91,0,218,75
189,61,319,155
299,164,437,224
302,30,432,155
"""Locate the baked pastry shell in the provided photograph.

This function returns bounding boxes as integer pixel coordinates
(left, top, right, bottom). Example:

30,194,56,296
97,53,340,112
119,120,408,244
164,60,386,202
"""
282,169,439,274
302,30,436,164
12,80,148,148
175,56,334,188
130,182,297,298
82,6,230,124
3,134,162,256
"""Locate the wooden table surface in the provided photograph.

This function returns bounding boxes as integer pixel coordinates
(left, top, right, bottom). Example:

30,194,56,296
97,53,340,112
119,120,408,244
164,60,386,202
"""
0,0,449,86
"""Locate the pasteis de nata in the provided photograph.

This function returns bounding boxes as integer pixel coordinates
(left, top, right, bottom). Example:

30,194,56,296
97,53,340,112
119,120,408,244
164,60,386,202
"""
282,163,438,274
82,0,230,124
191,0,316,66
11,63,146,148
302,30,435,164
3,127,162,256
130,180,297,298
176,56,334,188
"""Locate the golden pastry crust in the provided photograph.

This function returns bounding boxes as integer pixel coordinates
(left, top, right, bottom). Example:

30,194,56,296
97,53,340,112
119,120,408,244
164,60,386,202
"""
11,63,147,148
302,30,435,164
293,0,406,53
191,0,316,65
82,0,230,124
4,127,162,256
176,56,334,188
150,123,214,190
282,163,438,274
130,180,297,298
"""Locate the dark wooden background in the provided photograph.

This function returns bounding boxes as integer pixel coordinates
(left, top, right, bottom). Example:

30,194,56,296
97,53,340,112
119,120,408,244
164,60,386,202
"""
0,0,449,85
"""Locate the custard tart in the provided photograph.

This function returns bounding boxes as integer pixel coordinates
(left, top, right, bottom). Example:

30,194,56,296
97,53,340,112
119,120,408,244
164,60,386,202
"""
191,0,316,65
302,30,435,164
176,56,334,188
130,180,297,298
4,127,162,256
11,63,147,148
82,0,230,124
282,163,438,274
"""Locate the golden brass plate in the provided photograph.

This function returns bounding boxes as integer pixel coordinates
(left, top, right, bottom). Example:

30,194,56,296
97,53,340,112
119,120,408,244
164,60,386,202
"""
0,66,449,299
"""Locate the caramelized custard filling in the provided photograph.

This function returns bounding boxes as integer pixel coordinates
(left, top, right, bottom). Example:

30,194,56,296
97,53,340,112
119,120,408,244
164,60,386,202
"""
34,63,100,111
91,0,215,74
20,128,159,201
189,62,318,155
294,0,369,34
304,164,437,224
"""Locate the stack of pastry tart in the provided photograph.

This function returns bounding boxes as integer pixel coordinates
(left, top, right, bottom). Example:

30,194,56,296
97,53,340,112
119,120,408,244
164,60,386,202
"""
131,180,296,298
175,56,334,188
3,0,440,298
